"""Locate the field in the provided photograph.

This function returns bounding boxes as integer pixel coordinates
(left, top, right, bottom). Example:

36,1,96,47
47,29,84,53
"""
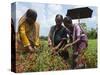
15,39,97,72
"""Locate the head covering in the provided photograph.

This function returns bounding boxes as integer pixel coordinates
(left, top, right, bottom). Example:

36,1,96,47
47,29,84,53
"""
26,9,37,22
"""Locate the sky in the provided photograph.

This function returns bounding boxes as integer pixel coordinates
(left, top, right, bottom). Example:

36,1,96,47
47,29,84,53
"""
11,2,98,36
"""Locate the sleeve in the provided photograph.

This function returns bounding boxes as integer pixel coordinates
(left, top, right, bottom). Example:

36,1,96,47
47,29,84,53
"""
19,23,30,47
76,25,81,39
34,22,40,47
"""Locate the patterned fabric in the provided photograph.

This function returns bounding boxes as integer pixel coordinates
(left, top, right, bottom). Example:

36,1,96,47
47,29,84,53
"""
73,24,88,53
72,24,88,69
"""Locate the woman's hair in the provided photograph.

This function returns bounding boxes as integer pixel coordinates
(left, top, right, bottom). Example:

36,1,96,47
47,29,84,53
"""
63,16,72,24
26,9,37,21
55,14,63,20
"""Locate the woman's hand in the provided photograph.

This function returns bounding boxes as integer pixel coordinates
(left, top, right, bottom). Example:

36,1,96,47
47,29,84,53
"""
48,42,52,47
48,38,52,47
52,47,58,51
27,45,35,52
51,47,58,55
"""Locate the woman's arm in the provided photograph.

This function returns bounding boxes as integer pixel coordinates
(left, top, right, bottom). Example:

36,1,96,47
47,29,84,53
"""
63,25,81,49
52,40,63,51
63,38,80,50
48,29,53,48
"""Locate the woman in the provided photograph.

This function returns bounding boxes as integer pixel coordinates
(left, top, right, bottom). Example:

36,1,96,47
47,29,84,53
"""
48,14,69,63
18,9,40,52
63,16,88,69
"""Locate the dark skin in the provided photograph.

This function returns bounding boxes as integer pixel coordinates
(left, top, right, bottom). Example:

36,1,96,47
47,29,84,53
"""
63,19,80,51
48,15,64,53
63,18,87,69
55,16,63,28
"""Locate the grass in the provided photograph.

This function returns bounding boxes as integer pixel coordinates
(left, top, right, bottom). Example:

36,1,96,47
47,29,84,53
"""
15,39,97,72
84,39,97,68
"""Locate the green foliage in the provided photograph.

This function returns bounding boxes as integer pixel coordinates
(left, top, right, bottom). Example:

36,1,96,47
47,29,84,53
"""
81,23,88,31
16,39,97,72
87,28,97,39
80,23,97,39
84,39,97,68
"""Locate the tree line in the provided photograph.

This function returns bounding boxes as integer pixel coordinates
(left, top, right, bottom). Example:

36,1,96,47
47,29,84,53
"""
40,23,97,40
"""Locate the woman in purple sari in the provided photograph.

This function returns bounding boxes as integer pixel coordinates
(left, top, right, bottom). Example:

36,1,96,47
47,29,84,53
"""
63,16,88,69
